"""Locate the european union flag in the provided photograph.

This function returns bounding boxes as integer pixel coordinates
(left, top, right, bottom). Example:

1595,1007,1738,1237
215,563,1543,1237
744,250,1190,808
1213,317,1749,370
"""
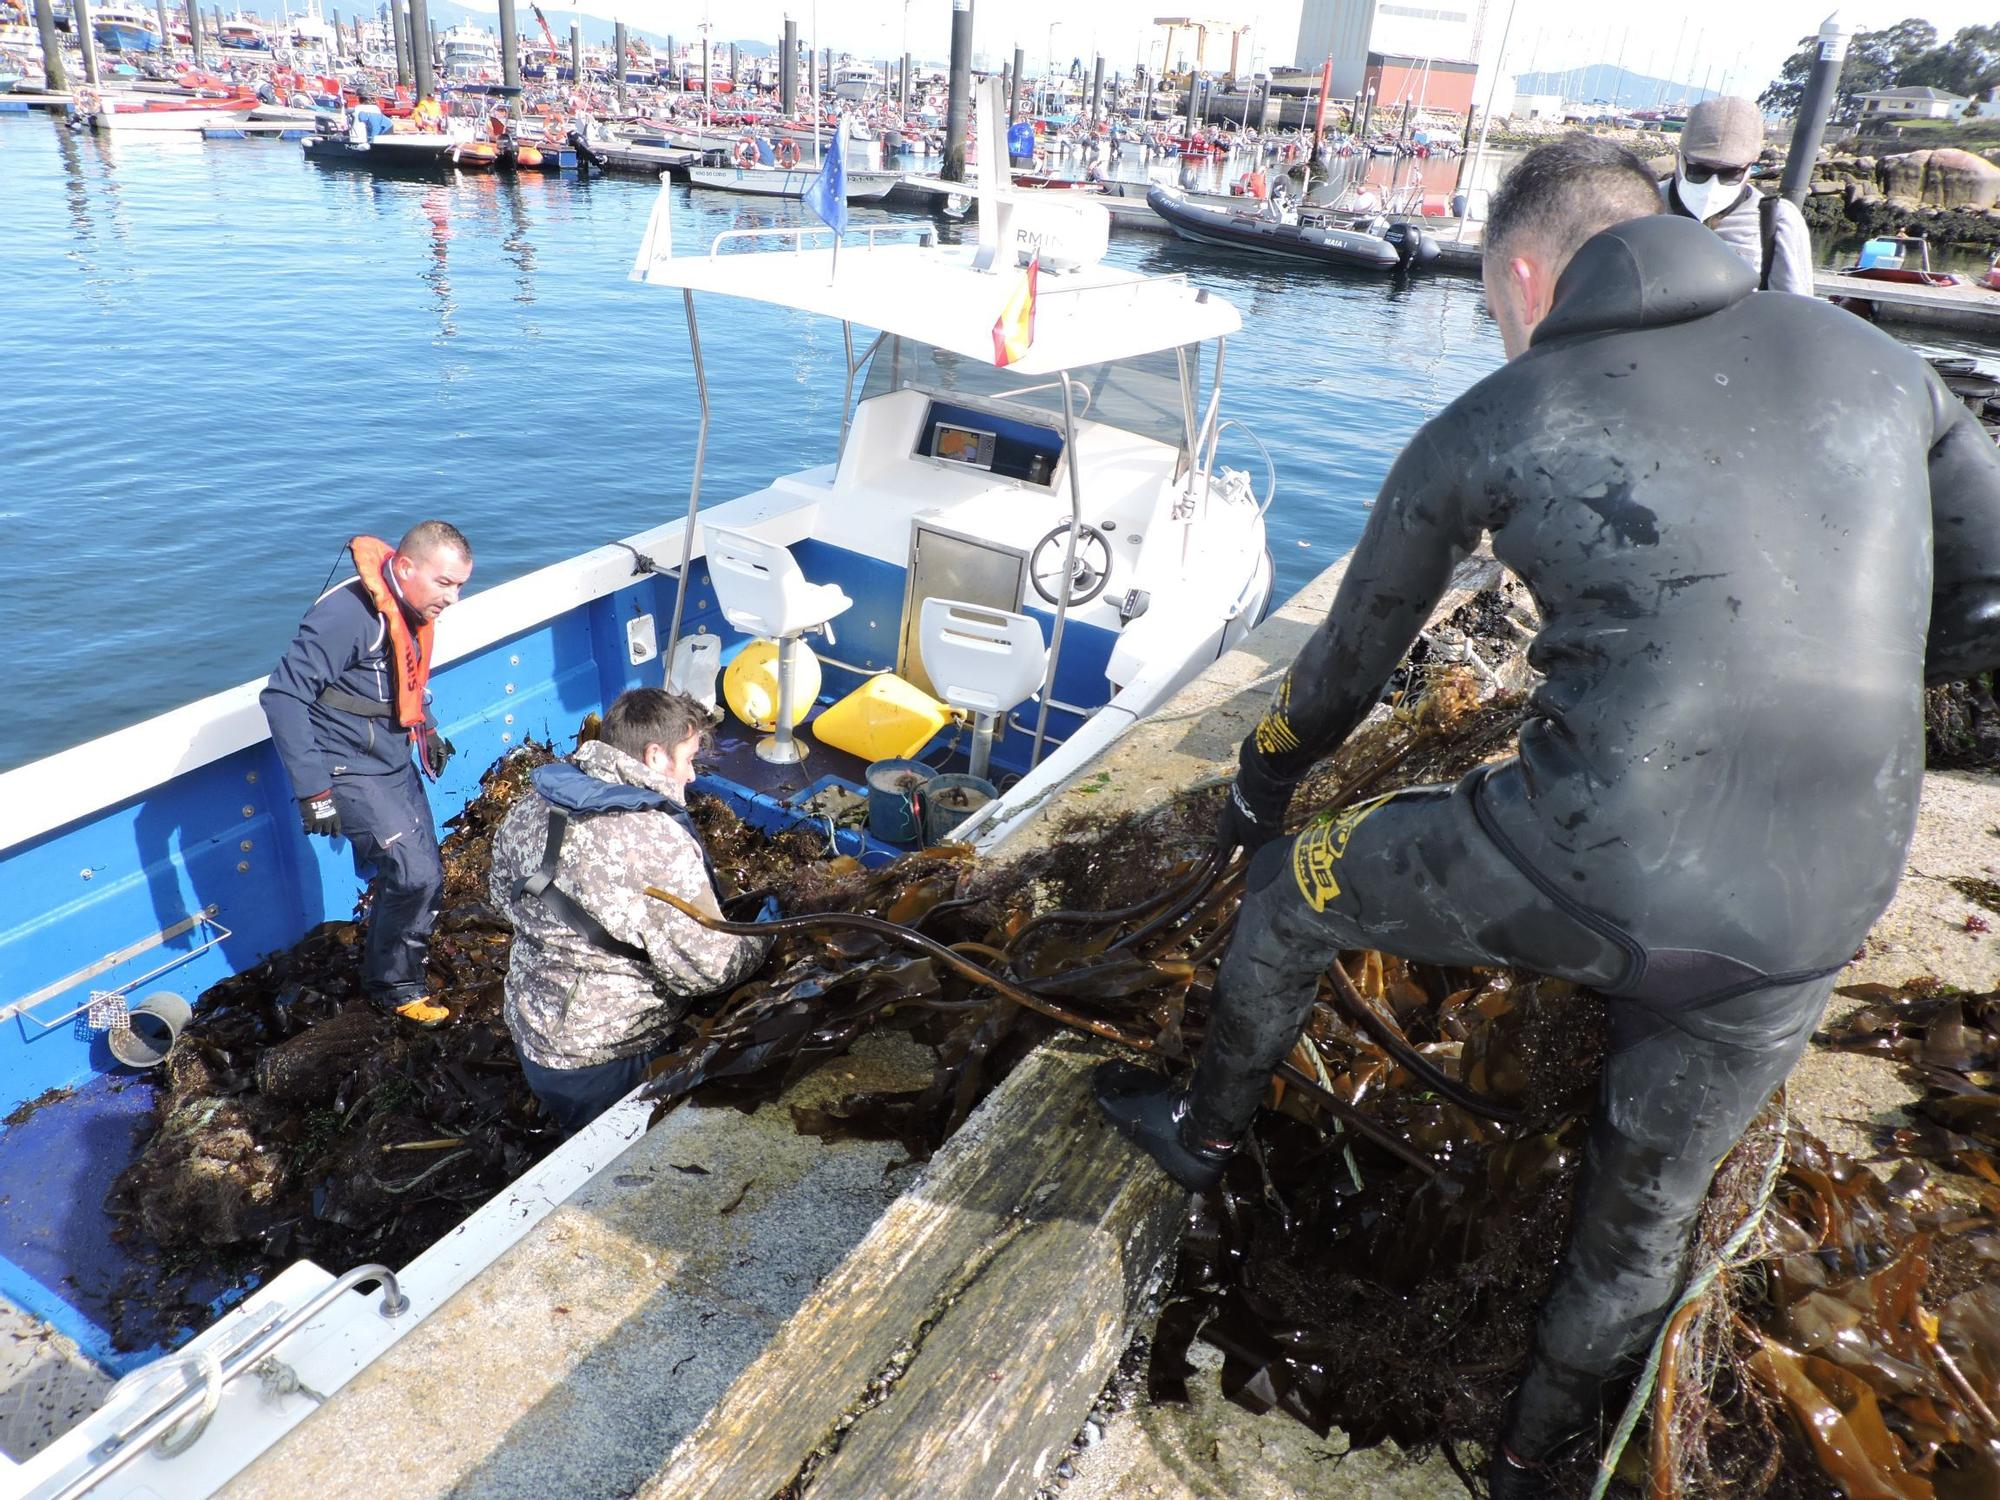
803,118,849,238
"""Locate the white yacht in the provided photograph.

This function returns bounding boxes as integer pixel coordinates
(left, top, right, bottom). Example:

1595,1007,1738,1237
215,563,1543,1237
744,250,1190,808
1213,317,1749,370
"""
438,23,500,82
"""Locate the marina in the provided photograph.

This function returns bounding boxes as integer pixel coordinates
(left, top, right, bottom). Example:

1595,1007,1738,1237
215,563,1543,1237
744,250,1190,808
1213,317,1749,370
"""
8,5,2000,1498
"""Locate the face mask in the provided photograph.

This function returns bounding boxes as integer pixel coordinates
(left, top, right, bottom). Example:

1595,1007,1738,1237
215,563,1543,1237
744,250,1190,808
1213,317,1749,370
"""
1675,164,1746,222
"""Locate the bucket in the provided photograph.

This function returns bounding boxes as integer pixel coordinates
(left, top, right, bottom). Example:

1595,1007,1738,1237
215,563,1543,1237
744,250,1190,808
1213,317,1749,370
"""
864,758,937,844
921,773,997,845
107,991,192,1070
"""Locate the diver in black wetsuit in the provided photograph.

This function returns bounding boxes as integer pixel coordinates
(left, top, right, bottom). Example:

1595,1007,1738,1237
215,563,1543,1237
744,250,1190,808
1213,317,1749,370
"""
1093,135,2000,1490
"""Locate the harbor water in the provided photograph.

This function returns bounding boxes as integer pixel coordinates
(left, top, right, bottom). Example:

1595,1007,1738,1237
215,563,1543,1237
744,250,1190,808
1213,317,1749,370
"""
1,113,1992,772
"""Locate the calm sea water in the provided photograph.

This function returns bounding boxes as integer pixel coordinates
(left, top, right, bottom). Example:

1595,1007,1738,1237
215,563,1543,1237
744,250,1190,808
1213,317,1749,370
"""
0,115,1992,773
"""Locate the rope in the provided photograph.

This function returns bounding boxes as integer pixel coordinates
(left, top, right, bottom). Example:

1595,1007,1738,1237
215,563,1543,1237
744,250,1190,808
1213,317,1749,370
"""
1585,1120,1790,1500
372,1147,474,1195
103,1338,226,1459
252,1356,326,1405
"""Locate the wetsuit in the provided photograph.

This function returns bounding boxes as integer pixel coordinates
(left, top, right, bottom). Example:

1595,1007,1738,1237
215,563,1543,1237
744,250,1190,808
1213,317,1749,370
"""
1191,213,2000,1459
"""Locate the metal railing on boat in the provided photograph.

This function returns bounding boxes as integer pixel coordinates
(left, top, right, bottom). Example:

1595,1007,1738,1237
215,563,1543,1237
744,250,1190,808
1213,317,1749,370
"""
42,1265,410,1500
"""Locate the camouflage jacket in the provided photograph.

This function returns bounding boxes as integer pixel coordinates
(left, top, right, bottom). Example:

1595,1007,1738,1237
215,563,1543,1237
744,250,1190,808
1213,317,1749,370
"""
489,739,769,1070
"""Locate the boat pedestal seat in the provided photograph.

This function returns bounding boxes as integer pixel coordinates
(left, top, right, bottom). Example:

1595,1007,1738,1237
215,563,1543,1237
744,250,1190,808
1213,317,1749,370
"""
916,599,1049,782
704,526,853,765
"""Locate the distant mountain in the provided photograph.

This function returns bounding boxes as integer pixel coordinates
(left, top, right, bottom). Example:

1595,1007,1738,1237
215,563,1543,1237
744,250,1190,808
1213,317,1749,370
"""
1512,65,1717,110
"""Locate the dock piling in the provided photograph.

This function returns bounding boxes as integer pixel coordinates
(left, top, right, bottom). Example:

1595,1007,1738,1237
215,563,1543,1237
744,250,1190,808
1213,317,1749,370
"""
942,0,972,182
73,0,99,87
391,1,409,88
187,0,201,63
152,0,168,61
499,0,518,91
781,16,796,117
613,21,627,106
1780,17,1851,207
407,0,433,98
900,51,911,108
1090,53,1103,128
330,6,341,60
1009,45,1022,124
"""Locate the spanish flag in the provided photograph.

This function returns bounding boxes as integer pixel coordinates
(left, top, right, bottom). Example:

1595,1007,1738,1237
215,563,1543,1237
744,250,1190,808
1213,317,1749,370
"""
991,253,1039,367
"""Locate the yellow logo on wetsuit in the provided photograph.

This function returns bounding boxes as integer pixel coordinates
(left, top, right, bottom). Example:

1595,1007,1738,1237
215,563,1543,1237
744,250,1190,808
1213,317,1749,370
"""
1254,675,1302,757
1292,794,1394,913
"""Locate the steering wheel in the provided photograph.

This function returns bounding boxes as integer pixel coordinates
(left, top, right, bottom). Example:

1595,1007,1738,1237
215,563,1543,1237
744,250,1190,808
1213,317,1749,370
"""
1029,521,1114,607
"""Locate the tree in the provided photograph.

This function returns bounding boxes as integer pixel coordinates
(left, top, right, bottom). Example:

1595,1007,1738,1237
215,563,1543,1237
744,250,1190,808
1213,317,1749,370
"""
1760,17,1938,119
1899,23,2000,101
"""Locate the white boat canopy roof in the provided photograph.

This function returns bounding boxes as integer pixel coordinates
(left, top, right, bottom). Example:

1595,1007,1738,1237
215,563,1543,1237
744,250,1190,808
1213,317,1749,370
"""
630,235,1241,376
627,76,1240,376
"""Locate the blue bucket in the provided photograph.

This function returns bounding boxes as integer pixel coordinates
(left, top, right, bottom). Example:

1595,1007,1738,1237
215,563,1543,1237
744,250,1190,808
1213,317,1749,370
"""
921,773,998,845
864,758,937,844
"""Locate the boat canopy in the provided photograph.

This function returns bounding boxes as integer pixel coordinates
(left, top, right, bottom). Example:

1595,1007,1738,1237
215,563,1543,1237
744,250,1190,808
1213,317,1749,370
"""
630,234,1239,377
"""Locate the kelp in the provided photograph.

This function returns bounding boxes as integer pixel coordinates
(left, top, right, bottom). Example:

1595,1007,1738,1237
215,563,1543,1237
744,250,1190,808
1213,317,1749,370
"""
101,736,843,1348
97,584,1999,1500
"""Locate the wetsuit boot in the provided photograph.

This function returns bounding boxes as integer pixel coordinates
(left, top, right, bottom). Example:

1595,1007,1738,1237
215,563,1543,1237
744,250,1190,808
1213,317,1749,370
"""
1092,1060,1237,1192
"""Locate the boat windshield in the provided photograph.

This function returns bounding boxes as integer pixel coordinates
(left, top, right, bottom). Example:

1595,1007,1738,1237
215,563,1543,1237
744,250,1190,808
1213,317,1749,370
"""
860,335,1200,454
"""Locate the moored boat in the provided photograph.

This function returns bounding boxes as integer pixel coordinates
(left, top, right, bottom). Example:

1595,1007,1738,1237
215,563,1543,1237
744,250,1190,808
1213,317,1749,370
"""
84,92,261,131
6,84,1277,1495
1146,184,1438,271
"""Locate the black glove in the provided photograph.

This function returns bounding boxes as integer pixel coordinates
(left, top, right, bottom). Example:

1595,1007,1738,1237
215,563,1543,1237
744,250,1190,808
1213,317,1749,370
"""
1216,751,1294,859
299,791,342,838
422,729,455,779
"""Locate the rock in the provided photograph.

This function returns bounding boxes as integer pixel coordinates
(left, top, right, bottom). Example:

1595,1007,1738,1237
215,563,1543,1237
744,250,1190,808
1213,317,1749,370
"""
1876,148,2000,209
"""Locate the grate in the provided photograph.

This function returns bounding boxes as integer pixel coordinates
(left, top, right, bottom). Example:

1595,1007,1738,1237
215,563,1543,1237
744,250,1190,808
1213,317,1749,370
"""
85,993,130,1033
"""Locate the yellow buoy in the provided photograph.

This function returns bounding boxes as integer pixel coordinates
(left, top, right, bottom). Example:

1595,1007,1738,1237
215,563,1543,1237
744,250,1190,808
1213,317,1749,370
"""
723,639,821,732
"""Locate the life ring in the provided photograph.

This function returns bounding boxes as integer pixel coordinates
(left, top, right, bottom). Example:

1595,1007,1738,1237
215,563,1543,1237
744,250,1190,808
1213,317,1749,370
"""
74,86,100,116
735,138,758,168
774,138,799,168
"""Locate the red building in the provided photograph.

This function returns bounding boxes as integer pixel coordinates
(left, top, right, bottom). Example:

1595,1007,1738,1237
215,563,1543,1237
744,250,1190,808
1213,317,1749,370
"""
1362,52,1476,117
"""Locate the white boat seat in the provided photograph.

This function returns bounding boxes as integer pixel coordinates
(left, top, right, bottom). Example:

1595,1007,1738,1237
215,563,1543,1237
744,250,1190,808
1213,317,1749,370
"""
705,526,853,643
918,599,1049,780
704,527,853,765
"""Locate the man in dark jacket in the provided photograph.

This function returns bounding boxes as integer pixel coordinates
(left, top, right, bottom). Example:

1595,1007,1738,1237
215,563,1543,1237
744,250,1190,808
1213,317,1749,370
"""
262,521,472,1026
1093,136,2000,1488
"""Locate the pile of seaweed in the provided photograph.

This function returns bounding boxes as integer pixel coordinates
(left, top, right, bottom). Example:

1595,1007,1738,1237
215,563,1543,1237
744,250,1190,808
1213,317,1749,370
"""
100,582,1997,1500
101,736,837,1349
1926,674,2000,772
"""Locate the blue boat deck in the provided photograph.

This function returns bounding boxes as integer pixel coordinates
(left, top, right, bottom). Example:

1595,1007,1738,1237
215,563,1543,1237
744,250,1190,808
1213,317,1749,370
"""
0,1073,245,1372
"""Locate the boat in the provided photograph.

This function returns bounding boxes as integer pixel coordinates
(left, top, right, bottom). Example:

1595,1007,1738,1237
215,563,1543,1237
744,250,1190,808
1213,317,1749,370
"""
1840,235,1961,288
85,92,261,130
215,10,271,52
301,126,463,175
90,3,159,52
1146,184,1439,271
831,61,880,102
4,80,1276,1497
685,161,901,202
439,23,501,83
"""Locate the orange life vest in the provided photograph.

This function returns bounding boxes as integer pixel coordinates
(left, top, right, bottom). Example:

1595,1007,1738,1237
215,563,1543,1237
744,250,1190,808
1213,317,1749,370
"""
349,535,433,739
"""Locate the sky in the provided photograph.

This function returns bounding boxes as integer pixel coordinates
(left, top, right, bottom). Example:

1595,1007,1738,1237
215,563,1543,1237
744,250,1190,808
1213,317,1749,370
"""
591,1,2000,99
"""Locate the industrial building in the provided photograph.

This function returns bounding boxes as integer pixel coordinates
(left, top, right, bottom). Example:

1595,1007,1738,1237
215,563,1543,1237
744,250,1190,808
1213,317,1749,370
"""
1292,0,1487,116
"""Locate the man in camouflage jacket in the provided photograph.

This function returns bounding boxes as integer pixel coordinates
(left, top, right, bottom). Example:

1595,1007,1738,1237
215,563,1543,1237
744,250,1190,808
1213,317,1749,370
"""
490,688,771,1131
